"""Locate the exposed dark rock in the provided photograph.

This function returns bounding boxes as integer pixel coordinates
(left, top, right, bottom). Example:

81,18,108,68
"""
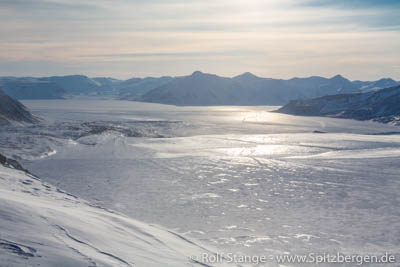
0,153,31,174
0,89,40,125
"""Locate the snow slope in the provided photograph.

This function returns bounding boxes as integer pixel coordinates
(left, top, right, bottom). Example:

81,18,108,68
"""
0,159,234,267
0,89,39,125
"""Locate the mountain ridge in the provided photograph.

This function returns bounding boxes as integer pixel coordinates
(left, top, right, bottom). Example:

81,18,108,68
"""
275,85,400,125
1,73,398,103
137,71,376,106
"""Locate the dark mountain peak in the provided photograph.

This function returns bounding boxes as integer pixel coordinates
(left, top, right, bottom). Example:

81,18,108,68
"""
374,78,398,86
330,74,348,81
241,72,257,77
234,72,260,80
191,71,203,76
378,78,395,82
187,71,220,80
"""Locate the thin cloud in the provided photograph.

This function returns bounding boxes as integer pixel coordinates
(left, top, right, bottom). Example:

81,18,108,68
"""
0,0,399,80
80,50,259,59
301,0,400,8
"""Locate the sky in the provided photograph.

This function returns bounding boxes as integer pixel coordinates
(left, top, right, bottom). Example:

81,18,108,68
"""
0,0,399,80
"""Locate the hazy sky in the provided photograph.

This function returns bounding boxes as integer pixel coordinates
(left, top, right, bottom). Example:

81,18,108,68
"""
0,0,399,80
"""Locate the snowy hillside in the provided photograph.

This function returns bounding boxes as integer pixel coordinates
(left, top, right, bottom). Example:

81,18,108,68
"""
276,85,400,125
0,155,234,267
0,89,39,125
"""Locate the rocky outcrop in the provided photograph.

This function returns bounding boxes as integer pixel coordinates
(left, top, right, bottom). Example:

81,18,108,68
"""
0,89,39,125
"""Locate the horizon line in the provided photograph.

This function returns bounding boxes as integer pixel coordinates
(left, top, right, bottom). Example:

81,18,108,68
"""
0,71,398,82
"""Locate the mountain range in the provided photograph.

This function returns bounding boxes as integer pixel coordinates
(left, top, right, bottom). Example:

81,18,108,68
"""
0,72,398,106
138,71,371,105
137,71,400,106
276,85,400,125
0,75,173,100
0,77,67,99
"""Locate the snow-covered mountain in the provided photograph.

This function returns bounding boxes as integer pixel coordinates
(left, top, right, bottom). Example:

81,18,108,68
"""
0,77,66,100
0,154,233,267
352,78,399,92
276,85,400,125
137,71,364,106
0,89,39,125
119,76,173,99
44,75,174,98
0,75,173,99
42,75,109,95
138,71,244,105
234,73,360,104
285,74,359,97
2,73,398,103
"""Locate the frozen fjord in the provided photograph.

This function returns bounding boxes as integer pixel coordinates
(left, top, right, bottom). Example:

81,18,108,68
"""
14,100,400,265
